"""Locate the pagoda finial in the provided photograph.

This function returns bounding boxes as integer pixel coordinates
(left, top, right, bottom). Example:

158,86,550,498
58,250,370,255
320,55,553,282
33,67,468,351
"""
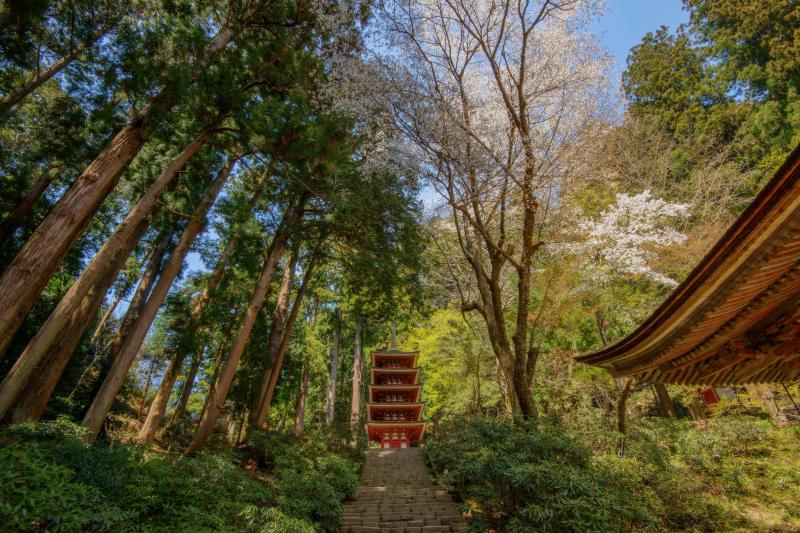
390,323,397,350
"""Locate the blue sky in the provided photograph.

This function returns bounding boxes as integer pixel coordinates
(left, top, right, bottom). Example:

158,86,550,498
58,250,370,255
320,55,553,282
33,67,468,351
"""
593,0,689,84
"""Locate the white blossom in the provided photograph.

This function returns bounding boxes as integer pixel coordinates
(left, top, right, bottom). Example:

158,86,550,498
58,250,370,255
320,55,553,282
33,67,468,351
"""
576,190,689,287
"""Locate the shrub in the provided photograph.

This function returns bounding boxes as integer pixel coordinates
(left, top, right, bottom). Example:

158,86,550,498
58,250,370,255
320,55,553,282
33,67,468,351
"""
426,417,655,532
0,443,126,531
0,419,357,532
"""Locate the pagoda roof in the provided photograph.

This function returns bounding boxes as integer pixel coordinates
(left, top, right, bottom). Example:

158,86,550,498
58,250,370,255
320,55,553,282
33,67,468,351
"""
368,383,422,391
367,402,425,422
370,367,421,374
371,350,419,367
373,349,418,355
368,384,422,403
366,401,425,409
576,143,800,385
365,421,426,429
367,401,425,415
365,421,426,441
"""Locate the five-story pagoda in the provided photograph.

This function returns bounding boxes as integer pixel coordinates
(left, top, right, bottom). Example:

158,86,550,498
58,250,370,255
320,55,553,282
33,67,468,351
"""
366,349,425,448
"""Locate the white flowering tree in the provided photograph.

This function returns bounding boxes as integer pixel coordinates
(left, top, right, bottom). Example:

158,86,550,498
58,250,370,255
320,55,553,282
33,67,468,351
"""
565,189,688,440
579,190,690,288
375,0,610,417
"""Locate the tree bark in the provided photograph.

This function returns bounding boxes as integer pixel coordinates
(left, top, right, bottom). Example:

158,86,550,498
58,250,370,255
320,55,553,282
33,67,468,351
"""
81,158,234,441
251,251,318,428
0,26,233,358
172,350,203,423
350,309,363,442
616,377,634,456
325,308,341,426
653,382,676,418
184,194,307,454
294,357,310,435
138,357,159,420
0,166,55,246
108,231,172,359
248,251,299,427
0,125,216,419
138,218,248,442
3,227,138,423
91,288,125,345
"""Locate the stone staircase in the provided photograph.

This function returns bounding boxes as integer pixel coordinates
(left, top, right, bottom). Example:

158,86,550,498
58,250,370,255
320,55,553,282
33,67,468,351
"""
341,448,467,532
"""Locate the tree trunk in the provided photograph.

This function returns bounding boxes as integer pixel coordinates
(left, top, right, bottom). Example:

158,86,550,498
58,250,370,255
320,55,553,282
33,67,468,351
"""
3,230,137,423
248,251,299,427
0,166,55,246
325,308,341,426
0,126,215,418
350,309,363,442
138,228,244,442
172,350,203,423
0,215,171,420
197,342,230,424
653,382,676,418
0,26,234,358
294,357,310,434
616,377,634,456
81,159,234,441
91,289,125,345
109,231,173,359
0,28,109,113
139,358,159,420
251,250,318,428
184,195,307,454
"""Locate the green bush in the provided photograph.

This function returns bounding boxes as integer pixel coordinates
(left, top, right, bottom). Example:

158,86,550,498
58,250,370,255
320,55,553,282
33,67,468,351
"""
0,444,125,531
243,429,359,531
0,420,359,532
426,417,654,532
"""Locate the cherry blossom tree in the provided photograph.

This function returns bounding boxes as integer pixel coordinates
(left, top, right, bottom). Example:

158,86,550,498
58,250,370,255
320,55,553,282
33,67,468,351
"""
578,190,690,288
376,0,610,417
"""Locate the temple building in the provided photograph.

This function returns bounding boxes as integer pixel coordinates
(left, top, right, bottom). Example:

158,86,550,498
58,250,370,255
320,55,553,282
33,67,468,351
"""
366,349,426,448
576,144,800,386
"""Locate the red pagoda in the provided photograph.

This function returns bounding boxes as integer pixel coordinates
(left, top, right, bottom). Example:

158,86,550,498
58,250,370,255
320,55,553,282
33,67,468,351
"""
366,350,426,448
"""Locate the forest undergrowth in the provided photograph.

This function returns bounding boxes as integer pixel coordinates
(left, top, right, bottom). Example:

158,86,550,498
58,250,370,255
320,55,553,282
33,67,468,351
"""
0,417,361,532
426,411,800,532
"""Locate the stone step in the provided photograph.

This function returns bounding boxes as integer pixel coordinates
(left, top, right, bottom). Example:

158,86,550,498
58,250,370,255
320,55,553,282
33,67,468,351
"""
342,448,466,532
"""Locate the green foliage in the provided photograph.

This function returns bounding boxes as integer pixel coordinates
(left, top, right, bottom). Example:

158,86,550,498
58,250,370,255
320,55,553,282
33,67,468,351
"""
240,429,360,532
0,420,360,532
426,417,654,532
429,412,800,532
623,0,800,186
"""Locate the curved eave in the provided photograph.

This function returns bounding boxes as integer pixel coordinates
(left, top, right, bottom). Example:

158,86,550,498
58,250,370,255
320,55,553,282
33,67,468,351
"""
365,421,427,439
368,384,423,390
368,384,422,402
370,367,421,382
371,350,419,367
575,143,800,384
370,367,421,373
366,402,426,421
365,421,427,429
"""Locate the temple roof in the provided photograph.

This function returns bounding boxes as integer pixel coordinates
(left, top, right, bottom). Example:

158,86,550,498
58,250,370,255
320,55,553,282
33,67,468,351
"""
368,384,423,390
365,421,426,441
370,367,421,374
371,350,419,367
576,144,800,385
366,402,425,408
